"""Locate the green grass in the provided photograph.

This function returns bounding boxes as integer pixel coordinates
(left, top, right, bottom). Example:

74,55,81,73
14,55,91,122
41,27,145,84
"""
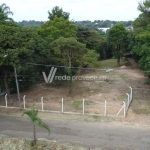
99,59,125,68
72,100,93,109
92,115,99,119
133,108,150,115
72,101,82,109
117,96,127,101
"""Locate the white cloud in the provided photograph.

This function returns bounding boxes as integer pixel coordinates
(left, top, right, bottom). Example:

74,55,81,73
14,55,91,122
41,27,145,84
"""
0,0,141,21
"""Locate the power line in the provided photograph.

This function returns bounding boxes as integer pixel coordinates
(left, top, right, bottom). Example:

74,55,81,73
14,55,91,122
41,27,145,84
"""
26,63,150,72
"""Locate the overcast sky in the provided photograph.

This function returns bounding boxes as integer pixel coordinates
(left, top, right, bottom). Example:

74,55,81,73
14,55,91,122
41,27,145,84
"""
1,0,141,22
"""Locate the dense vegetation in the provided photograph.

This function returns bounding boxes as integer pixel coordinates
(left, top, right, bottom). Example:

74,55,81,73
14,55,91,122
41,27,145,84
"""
0,1,150,99
17,20,133,30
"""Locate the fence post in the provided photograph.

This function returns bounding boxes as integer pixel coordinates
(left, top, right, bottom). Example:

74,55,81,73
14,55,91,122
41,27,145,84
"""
123,101,126,117
41,97,44,111
62,98,64,113
23,95,26,109
5,94,7,108
104,100,107,116
126,93,130,109
129,87,133,101
83,99,85,115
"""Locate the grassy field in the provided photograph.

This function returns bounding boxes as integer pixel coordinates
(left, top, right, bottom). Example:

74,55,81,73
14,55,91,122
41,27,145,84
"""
99,58,125,68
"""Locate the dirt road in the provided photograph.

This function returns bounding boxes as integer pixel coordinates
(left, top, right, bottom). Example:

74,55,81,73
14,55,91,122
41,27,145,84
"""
0,115,150,149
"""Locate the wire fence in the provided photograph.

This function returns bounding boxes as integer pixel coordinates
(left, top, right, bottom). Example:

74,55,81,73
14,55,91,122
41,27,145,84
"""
0,87,133,117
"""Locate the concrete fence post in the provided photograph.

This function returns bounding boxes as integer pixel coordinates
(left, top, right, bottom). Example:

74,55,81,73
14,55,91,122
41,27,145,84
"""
5,94,7,108
116,102,124,117
41,97,44,111
23,95,26,109
126,93,130,109
83,99,85,115
129,87,133,101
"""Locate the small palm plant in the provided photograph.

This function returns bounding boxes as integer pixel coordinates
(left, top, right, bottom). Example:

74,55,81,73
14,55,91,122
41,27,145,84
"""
22,107,50,146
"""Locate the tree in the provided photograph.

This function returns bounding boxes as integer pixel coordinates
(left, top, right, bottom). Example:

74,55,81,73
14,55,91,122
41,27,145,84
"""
133,25,150,74
95,37,113,59
82,49,99,66
50,37,88,94
48,6,70,20
0,22,48,100
22,107,50,146
39,17,77,43
132,0,150,83
77,27,102,50
138,0,150,17
133,0,150,33
0,3,13,21
107,23,128,66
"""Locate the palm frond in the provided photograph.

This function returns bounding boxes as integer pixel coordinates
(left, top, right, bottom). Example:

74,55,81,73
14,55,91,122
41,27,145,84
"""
22,108,38,122
0,3,13,21
5,17,14,21
36,117,50,134
22,107,50,135
4,11,13,16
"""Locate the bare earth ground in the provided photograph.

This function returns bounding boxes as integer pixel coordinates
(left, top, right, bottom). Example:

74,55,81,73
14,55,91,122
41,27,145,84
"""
0,59,150,118
0,59,150,149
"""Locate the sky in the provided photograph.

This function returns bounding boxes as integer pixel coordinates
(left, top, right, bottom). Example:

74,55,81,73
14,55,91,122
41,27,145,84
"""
1,0,141,22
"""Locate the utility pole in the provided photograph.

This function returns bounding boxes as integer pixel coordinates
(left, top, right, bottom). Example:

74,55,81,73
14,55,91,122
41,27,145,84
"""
14,67,21,109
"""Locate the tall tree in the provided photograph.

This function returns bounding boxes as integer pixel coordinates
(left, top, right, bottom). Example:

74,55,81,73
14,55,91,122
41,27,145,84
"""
77,27,102,50
95,37,113,59
132,0,150,83
0,22,48,100
133,0,150,33
39,17,77,43
0,3,13,21
48,6,70,20
107,23,128,66
133,25,150,76
50,37,99,94
50,37,87,94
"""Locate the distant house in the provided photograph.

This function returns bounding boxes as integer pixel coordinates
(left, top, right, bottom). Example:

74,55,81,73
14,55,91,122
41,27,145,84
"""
98,28,110,33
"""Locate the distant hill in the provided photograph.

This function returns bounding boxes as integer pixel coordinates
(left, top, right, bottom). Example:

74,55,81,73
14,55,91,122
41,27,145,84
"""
17,20,43,27
17,20,133,30
74,20,133,30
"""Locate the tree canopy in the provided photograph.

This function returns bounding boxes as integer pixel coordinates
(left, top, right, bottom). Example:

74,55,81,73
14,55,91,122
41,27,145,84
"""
107,23,128,66
48,6,70,20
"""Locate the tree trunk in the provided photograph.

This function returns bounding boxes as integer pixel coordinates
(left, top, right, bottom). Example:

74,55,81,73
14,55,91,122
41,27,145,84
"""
68,69,73,96
117,57,120,67
67,55,73,96
4,71,11,101
33,124,36,146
